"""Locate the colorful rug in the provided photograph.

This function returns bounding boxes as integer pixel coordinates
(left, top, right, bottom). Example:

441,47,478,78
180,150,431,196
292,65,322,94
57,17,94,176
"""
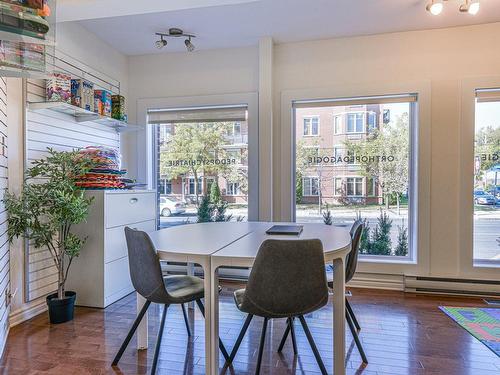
440,306,500,357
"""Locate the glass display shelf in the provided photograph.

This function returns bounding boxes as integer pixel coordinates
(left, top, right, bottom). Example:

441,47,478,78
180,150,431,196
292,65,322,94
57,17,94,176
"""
28,101,142,133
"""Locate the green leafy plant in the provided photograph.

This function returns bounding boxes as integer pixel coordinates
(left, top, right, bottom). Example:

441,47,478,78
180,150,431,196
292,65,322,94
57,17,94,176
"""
370,210,393,255
322,204,333,225
4,148,96,300
196,195,214,223
395,223,409,257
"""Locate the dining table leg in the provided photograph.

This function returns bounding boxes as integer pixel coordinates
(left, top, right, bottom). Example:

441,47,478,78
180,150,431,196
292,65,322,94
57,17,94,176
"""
187,262,195,309
210,263,221,375
136,292,148,349
332,257,346,375
199,257,214,375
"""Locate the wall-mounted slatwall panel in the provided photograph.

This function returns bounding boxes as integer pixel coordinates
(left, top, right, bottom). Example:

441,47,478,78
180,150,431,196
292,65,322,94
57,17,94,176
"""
26,79,120,301
0,77,10,349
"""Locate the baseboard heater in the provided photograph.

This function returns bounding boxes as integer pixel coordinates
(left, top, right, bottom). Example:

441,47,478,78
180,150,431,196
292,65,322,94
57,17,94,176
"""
405,276,500,298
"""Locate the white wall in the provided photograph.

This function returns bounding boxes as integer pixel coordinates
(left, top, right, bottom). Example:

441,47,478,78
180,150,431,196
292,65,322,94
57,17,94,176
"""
126,46,259,182
8,22,129,326
127,22,500,282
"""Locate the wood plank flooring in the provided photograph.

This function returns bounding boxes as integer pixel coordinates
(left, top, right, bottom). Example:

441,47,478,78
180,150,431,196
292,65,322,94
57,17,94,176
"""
1,283,499,374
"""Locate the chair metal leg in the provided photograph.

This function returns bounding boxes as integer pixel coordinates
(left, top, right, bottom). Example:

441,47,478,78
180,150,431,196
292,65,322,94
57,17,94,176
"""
298,315,327,375
112,300,151,366
150,304,168,375
195,299,230,362
181,303,192,337
346,309,368,364
289,317,298,355
346,298,360,331
228,314,253,363
255,318,269,375
277,318,291,353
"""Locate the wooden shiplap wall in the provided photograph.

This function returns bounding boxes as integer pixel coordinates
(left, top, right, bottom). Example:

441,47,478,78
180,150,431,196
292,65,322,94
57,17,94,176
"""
0,77,10,349
26,79,120,301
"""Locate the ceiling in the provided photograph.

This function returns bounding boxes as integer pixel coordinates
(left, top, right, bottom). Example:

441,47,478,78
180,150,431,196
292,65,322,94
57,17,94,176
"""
66,0,500,55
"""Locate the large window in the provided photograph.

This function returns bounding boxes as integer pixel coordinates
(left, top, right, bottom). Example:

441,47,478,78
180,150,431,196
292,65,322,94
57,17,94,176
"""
152,105,250,228
295,95,417,259
473,90,500,264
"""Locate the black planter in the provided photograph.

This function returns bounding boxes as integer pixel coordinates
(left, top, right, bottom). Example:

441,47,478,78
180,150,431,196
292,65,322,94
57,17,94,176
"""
46,291,76,324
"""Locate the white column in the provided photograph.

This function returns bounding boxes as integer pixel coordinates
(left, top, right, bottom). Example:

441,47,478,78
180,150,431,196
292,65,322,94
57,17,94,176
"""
258,37,273,221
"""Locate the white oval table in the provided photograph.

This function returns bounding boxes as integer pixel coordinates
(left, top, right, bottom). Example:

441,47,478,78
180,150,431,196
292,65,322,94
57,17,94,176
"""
138,222,351,375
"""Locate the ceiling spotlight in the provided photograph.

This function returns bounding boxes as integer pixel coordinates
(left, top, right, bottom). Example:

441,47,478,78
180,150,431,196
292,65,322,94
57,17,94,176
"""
185,37,195,52
155,36,167,49
460,0,480,15
426,0,444,15
154,28,196,52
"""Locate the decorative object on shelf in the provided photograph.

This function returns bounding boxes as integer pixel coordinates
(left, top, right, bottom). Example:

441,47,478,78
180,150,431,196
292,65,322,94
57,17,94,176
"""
111,94,126,122
94,89,111,117
75,146,128,189
0,1,50,39
3,148,96,324
426,0,480,16
0,0,55,77
71,79,94,112
154,28,196,52
46,71,71,102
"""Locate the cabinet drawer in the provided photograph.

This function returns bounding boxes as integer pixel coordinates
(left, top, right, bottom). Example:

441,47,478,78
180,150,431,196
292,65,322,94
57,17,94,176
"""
105,220,156,264
105,193,156,228
104,256,133,300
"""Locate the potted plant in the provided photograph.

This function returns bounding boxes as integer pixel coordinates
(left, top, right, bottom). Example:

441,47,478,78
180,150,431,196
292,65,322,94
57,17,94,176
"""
4,148,95,324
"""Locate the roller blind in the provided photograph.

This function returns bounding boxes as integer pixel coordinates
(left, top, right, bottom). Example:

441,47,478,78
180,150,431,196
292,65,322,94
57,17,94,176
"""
148,105,248,124
293,93,418,109
476,89,500,103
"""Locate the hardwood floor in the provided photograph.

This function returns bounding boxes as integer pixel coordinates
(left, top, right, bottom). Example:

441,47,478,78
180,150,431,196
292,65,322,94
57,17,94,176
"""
1,283,499,375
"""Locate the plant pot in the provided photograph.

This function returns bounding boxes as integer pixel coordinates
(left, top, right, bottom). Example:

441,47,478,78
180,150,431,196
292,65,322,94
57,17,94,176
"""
46,291,76,324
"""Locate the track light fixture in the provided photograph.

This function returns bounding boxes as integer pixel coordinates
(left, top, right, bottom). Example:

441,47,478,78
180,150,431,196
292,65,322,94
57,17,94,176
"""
155,36,167,49
426,0,480,15
154,28,196,52
426,0,444,15
459,0,480,15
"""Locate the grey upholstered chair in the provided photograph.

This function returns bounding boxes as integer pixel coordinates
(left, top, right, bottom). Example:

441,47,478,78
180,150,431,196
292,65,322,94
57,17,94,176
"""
226,239,329,375
278,219,368,364
112,227,229,375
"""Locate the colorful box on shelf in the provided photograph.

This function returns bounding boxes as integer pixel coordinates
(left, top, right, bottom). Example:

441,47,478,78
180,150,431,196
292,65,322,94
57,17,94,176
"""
111,94,126,122
94,89,111,117
46,72,71,103
71,79,94,112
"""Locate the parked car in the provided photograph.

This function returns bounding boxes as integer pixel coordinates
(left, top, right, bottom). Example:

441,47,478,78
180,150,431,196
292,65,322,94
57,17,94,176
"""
487,186,500,201
473,190,496,205
160,196,186,216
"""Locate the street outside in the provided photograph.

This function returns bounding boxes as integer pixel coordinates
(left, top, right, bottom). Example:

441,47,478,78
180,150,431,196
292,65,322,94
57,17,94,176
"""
159,203,500,262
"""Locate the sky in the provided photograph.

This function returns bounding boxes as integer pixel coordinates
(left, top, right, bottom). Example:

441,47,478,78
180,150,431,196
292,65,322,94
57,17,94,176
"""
475,101,500,132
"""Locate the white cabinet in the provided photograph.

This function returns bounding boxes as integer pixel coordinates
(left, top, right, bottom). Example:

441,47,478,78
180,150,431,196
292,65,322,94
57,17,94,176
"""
66,190,157,308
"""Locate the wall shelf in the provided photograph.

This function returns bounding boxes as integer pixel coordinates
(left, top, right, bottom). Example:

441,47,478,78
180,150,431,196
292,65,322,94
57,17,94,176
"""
27,101,142,133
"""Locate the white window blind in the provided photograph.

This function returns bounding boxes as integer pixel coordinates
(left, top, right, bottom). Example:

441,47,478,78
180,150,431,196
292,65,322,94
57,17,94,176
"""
148,105,247,124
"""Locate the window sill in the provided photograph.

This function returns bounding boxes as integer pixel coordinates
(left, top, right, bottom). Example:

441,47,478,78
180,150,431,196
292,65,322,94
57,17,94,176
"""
473,260,500,269
359,256,417,265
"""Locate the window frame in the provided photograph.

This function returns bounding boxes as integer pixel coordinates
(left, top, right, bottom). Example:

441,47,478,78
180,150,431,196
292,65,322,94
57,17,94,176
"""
333,114,342,134
303,176,320,196
346,112,365,133
282,83,431,273
303,116,320,137
345,176,364,197
459,78,500,278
